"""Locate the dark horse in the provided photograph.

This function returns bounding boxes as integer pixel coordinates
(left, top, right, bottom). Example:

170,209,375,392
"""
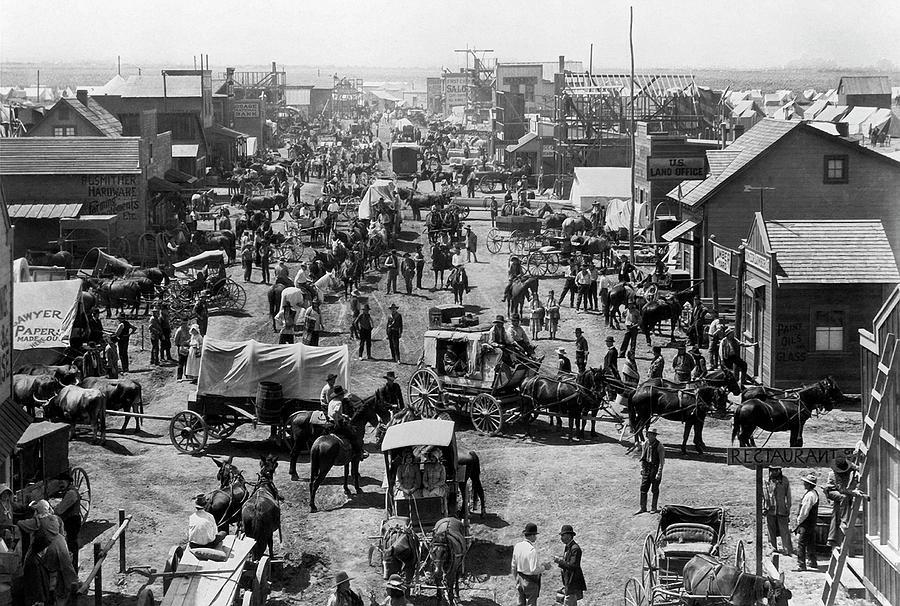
427,517,467,605
521,369,607,440
639,288,696,345
446,267,468,305
732,376,841,447
628,381,730,454
241,455,281,559
683,554,791,606
308,395,389,512
204,457,247,533
457,450,486,518
288,409,330,480
504,276,539,317
375,520,421,589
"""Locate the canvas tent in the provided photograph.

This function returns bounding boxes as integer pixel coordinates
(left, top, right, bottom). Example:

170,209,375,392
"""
13,279,83,367
358,179,396,220
568,167,631,212
197,338,350,402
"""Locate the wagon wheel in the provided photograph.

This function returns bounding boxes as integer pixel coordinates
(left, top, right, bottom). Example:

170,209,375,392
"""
224,280,247,310
169,410,209,454
545,253,560,275
734,539,747,572
162,544,184,594
507,230,523,254
486,229,502,254
70,467,91,521
624,577,646,606
470,394,503,435
408,368,443,418
250,556,270,606
136,586,155,606
525,252,543,277
207,416,241,440
478,176,495,194
641,534,658,592
456,204,470,219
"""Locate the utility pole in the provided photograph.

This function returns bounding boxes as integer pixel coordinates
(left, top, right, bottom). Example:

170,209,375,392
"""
743,185,775,216
454,47,493,116
628,6,636,263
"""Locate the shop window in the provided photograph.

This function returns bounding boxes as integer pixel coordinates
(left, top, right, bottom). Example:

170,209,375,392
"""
824,155,848,184
742,292,753,334
885,447,900,551
813,310,844,351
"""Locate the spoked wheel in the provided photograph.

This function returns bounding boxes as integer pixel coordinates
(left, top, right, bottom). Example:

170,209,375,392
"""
507,230,523,254
455,204,470,219
470,394,503,435
163,545,184,594
408,368,443,418
478,177,494,194
250,556,271,606
486,229,502,254
526,252,543,277
224,280,247,311
624,577,646,606
734,539,747,572
207,416,241,440
70,467,92,521
278,238,305,262
169,410,209,454
545,253,560,275
641,534,657,592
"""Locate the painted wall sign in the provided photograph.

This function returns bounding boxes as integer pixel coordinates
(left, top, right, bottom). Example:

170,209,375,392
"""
711,242,734,275
233,102,260,118
775,321,807,362
647,156,706,181
727,447,856,468
745,248,771,274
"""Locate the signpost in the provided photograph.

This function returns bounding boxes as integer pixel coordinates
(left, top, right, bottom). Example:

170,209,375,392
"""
727,447,857,575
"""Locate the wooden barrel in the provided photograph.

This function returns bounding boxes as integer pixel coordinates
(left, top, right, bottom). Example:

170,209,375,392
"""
255,382,284,424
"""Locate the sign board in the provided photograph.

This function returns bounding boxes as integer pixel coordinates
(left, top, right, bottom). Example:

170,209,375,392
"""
710,242,734,276
727,447,856,469
13,279,82,349
443,74,470,108
744,248,771,275
233,102,260,119
647,156,706,181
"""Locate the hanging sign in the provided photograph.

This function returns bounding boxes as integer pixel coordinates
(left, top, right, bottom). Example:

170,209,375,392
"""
726,447,856,469
710,242,734,276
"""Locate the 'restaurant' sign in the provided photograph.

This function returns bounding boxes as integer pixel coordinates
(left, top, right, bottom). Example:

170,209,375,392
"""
726,447,856,468
647,156,706,181
234,102,260,118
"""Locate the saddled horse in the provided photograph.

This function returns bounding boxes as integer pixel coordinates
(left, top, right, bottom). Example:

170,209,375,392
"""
457,451,486,518
606,283,638,328
628,380,730,454
446,266,468,305
640,288,696,345
308,395,390,512
733,377,841,447
682,555,791,606
204,457,248,533
504,276,539,317
241,455,281,559
426,517,467,605
376,521,422,589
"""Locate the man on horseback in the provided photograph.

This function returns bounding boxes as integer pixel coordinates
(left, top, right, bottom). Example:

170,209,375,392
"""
327,385,367,460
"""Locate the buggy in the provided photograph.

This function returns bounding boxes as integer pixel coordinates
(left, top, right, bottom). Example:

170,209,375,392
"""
166,250,246,319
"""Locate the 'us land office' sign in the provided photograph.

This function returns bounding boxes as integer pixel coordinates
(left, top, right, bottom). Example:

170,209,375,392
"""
727,447,855,468
647,156,706,181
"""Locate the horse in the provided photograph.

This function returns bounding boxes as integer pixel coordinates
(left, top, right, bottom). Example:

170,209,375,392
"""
504,276,539,317
431,244,451,289
640,288,696,345
457,451,486,518
606,283,637,328
628,381,729,454
521,372,595,441
204,457,248,533
287,409,332,477
307,395,389,512
313,270,342,301
561,215,592,236
446,267,468,305
26,248,73,268
241,455,281,559
682,555,791,606
733,377,841,447
376,521,421,589
427,517,467,605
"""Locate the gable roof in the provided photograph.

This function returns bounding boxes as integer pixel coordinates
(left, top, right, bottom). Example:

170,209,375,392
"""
838,76,891,96
59,97,122,136
765,219,899,284
0,137,141,174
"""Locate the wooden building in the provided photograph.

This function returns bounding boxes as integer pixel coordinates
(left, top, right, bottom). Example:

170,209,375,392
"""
740,213,898,387
858,285,900,605
27,90,122,137
838,76,892,109
668,118,900,297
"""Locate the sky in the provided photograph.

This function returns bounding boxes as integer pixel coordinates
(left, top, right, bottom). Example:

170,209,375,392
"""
1,0,898,70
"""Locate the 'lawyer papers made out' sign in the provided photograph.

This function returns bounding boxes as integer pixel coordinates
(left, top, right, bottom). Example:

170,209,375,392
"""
14,279,82,349
647,156,706,181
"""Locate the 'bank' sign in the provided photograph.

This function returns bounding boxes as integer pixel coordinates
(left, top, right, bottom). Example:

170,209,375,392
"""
647,156,706,181
234,102,260,119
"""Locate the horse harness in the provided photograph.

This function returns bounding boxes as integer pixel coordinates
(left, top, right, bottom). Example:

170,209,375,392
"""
688,554,768,604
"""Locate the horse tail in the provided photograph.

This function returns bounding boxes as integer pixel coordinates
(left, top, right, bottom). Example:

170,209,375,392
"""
626,390,638,434
731,404,742,444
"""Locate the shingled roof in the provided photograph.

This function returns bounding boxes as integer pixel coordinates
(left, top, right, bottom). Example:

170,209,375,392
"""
62,96,122,136
837,76,891,96
765,219,899,284
0,137,141,174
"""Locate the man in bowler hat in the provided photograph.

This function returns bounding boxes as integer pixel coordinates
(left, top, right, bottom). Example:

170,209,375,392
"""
553,525,587,605
511,522,551,605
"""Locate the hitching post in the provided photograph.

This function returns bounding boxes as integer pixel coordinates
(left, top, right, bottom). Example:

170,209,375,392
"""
93,542,102,606
119,508,127,573
755,466,763,574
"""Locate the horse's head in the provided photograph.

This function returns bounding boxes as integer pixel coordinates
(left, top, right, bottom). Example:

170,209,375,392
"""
821,375,843,408
214,456,242,489
765,574,792,606
258,454,278,482
721,369,742,396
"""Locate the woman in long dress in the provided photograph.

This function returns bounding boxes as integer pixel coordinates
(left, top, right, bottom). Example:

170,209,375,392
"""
185,324,203,382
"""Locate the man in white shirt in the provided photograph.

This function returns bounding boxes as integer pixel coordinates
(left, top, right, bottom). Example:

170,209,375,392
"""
450,246,466,268
293,261,310,287
511,522,551,605
320,373,338,411
188,494,225,548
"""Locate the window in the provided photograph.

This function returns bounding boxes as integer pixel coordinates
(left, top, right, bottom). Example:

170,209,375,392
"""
813,310,844,351
887,448,899,550
52,126,75,136
824,155,848,183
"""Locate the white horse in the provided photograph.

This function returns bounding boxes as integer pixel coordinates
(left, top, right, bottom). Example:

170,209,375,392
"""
313,270,341,297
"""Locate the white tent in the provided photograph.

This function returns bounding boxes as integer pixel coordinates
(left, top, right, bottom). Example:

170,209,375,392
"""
12,258,32,282
568,167,631,212
358,179,396,220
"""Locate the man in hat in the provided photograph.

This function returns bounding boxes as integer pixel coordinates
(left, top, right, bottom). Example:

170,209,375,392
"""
114,312,136,373
825,455,863,550
794,471,820,571
560,259,578,307
294,261,310,288
413,243,426,290
574,262,592,313
572,329,589,374
376,371,404,413
689,345,707,380
173,321,190,381
489,195,498,226
557,348,572,378
672,345,694,383
383,573,412,606
719,324,756,384
620,301,642,358
706,310,724,369
149,307,162,365
465,225,478,263
687,295,708,347
188,494,225,548
159,303,173,362
301,300,323,346
601,336,617,378
400,252,416,294
194,292,209,336
326,570,364,606
763,467,793,556
511,522,551,606
328,385,367,460
649,346,665,379
506,313,534,357
81,341,102,378
598,269,615,327
53,473,83,568
354,303,373,360
321,373,339,411
384,250,399,294
386,303,403,363
553,525,587,605
636,427,665,514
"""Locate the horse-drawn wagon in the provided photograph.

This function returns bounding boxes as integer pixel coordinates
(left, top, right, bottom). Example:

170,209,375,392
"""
12,421,92,521
486,216,542,255
166,251,246,319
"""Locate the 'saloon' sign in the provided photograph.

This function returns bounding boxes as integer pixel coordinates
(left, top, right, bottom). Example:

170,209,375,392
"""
647,156,706,181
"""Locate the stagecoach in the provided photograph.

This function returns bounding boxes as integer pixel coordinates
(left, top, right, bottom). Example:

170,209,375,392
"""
166,250,246,319
408,329,538,435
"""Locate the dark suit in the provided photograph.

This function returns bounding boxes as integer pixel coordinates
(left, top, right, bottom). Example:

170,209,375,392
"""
558,539,587,603
386,311,403,362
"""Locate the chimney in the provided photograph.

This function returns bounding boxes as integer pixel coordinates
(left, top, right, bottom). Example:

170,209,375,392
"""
558,55,565,74
271,61,277,75
835,122,849,137
719,122,729,149
76,88,88,106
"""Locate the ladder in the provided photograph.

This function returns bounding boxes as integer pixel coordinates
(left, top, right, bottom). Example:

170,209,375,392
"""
821,332,897,606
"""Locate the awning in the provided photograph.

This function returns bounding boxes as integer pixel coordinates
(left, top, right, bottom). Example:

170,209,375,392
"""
506,132,539,154
246,137,258,156
207,124,247,140
8,203,83,219
0,398,33,456
172,144,200,158
165,168,199,185
745,277,767,290
149,176,181,192
662,219,699,242
59,215,118,232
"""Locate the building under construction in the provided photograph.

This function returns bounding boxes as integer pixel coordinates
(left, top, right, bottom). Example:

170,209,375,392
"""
332,77,364,119
219,63,286,113
554,72,718,177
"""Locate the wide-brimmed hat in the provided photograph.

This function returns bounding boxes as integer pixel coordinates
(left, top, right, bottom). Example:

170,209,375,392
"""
388,303,399,310
605,336,615,344
385,574,406,591
30,500,51,516
556,348,567,356
327,373,338,381
647,427,659,435
493,315,505,324
800,471,818,485
384,371,397,380
832,457,858,474
559,524,576,536
332,571,353,587
523,522,539,535
333,385,346,395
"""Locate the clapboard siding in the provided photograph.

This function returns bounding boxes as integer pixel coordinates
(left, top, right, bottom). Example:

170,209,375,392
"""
864,541,900,606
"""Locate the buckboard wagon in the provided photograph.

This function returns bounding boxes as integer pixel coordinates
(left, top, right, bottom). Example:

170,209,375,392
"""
486,215,542,255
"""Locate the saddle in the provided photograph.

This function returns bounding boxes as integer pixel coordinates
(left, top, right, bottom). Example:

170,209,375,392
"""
308,410,329,426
